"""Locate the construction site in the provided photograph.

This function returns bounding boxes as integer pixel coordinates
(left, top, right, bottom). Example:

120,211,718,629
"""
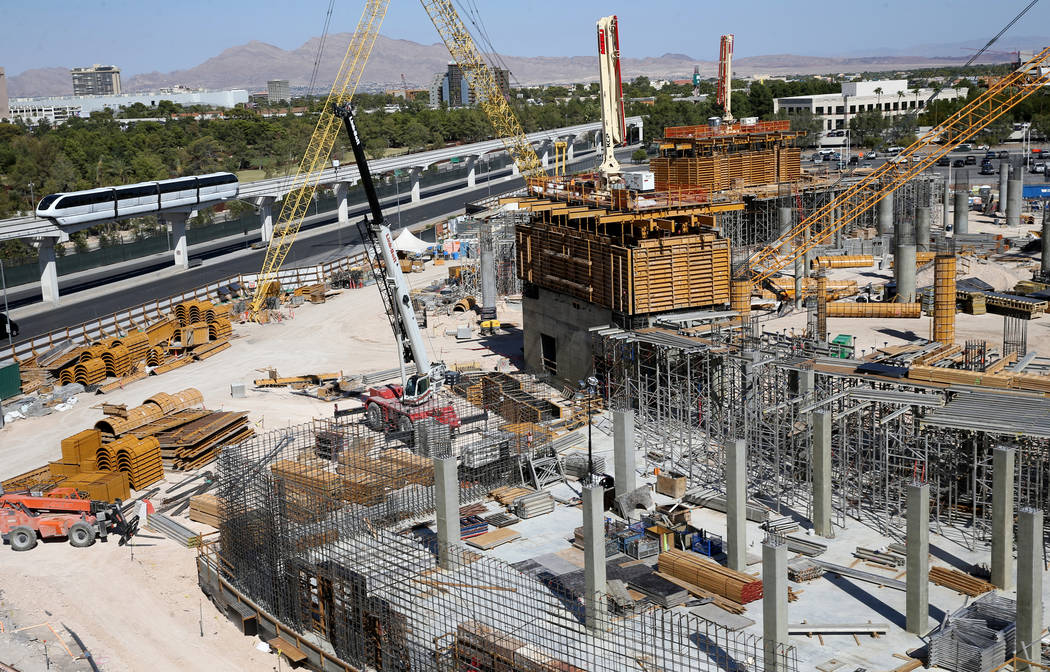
5,3,1050,672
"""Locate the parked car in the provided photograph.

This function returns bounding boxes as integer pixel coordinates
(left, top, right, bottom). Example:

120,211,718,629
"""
979,162,996,175
810,153,822,162
998,150,1010,159
848,155,859,165
976,144,990,151
834,160,848,170
1032,161,1047,174
953,159,966,167
0,313,17,340
867,150,878,159
964,155,977,165
937,156,951,167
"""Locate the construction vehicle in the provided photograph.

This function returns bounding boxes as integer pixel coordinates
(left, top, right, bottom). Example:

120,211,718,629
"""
248,0,544,321
333,103,460,438
0,487,138,552
596,15,626,181
717,34,734,122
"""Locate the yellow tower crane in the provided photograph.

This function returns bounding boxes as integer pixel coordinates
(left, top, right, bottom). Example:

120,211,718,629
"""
739,46,1050,290
248,0,389,317
248,0,545,319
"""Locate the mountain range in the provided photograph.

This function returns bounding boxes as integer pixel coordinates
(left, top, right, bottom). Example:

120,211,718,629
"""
7,34,1036,99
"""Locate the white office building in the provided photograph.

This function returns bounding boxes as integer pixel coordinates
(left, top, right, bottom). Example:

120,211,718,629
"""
9,89,250,125
773,79,968,132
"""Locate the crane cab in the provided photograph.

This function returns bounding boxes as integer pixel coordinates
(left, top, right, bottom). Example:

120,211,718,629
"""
402,373,433,405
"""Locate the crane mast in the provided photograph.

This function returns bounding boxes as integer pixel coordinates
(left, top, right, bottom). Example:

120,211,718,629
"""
596,15,626,179
717,34,734,122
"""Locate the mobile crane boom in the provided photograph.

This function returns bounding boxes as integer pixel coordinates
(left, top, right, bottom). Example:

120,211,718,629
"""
333,103,447,414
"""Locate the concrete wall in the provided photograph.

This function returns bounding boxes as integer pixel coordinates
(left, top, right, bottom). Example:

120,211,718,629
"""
523,286,610,386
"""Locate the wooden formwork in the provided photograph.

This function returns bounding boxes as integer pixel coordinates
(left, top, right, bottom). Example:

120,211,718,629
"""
517,222,730,316
650,147,800,192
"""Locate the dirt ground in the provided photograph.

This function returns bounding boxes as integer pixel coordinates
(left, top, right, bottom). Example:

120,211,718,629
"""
0,258,523,671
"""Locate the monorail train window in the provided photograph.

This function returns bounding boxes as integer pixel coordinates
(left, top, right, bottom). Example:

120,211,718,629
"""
198,174,237,187
116,184,159,199
159,179,196,193
37,194,62,209
57,190,115,209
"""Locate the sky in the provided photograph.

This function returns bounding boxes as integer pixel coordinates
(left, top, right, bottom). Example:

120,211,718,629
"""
4,0,1049,76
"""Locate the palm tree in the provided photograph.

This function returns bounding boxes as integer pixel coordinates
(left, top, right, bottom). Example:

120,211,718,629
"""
874,86,883,112
896,90,905,113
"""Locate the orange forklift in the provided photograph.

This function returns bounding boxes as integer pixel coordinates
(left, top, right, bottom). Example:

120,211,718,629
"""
0,487,138,551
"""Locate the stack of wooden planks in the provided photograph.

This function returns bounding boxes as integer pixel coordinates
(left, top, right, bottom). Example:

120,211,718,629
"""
188,493,223,527
929,566,995,597
658,549,763,604
490,485,536,507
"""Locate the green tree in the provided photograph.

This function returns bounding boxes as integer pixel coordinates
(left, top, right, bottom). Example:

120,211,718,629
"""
631,148,648,163
849,110,889,147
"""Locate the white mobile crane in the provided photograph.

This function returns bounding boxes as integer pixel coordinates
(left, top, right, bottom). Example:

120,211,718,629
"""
333,103,460,437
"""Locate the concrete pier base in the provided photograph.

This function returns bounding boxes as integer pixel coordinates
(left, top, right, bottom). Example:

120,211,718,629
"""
1016,507,1043,668
583,484,607,631
613,410,636,498
812,411,833,537
726,438,747,571
906,481,929,635
434,456,460,569
991,445,1015,590
762,537,788,672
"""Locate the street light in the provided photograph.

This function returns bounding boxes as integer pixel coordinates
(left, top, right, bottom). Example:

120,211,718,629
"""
27,182,35,213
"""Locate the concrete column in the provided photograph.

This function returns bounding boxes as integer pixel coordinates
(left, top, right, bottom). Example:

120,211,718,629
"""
479,221,497,319
466,157,477,188
434,456,460,569
36,237,59,304
1042,210,1050,277
793,256,803,310
812,411,833,538
999,162,1011,212
1017,507,1044,668
410,167,424,203
567,142,575,161
613,409,636,498
833,205,843,249
895,219,916,303
778,206,792,255
256,196,275,243
906,481,930,635
878,191,893,235
334,182,350,229
762,537,788,672
726,438,747,572
943,182,951,233
511,161,520,176
916,206,931,252
582,483,607,631
166,211,190,270
991,445,1016,590
954,190,969,234
541,147,550,169
1007,178,1024,228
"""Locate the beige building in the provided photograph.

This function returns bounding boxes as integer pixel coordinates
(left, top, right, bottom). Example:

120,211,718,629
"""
773,78,967,133
0,67,8,121
71,64,121,96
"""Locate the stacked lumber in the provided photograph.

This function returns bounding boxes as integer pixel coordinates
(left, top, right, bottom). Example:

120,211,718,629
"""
490,485,535,506
271,459,343,522
153,410,252,470
188,493,223,527
658,549,763,604
455,621,584,672
929,566,995,596
511,491,555,518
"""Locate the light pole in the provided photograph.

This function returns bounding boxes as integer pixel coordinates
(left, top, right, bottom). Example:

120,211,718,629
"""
394,170,402,230
27,182,35,213
333,159,342,248
0,256,11,351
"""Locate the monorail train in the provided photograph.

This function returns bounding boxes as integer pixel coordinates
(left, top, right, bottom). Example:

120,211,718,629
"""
35,172,239,226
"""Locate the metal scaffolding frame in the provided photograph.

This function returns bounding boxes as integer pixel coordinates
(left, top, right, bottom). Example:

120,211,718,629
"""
593,325,1050,550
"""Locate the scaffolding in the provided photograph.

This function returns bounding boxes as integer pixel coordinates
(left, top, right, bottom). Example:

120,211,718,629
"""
593,324,1050,549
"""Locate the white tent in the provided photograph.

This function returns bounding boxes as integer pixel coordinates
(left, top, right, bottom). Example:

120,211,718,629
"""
393,228,431,254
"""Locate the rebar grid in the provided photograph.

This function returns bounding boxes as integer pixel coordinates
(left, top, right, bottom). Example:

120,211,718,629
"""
216,412,798,671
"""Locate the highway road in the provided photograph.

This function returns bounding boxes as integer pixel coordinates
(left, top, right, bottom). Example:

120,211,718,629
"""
9,146,624,342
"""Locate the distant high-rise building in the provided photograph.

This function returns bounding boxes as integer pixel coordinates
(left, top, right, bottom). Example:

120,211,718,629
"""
429,64,511,108
0,67,9,122
267,79,291,104
71,65,121,96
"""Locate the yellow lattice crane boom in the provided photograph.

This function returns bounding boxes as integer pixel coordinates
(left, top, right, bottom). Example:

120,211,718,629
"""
419,0,547,180
741,46,1050,287
248,0,389,317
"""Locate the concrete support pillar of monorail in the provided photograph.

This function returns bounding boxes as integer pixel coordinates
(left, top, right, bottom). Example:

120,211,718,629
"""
566,140,575,162
466,156,478,188
955,189,970,234
164,210,191,270
36,236,60,305
255,196,276,243
334,181,353,230
878,191,893,236
410,166,424,203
